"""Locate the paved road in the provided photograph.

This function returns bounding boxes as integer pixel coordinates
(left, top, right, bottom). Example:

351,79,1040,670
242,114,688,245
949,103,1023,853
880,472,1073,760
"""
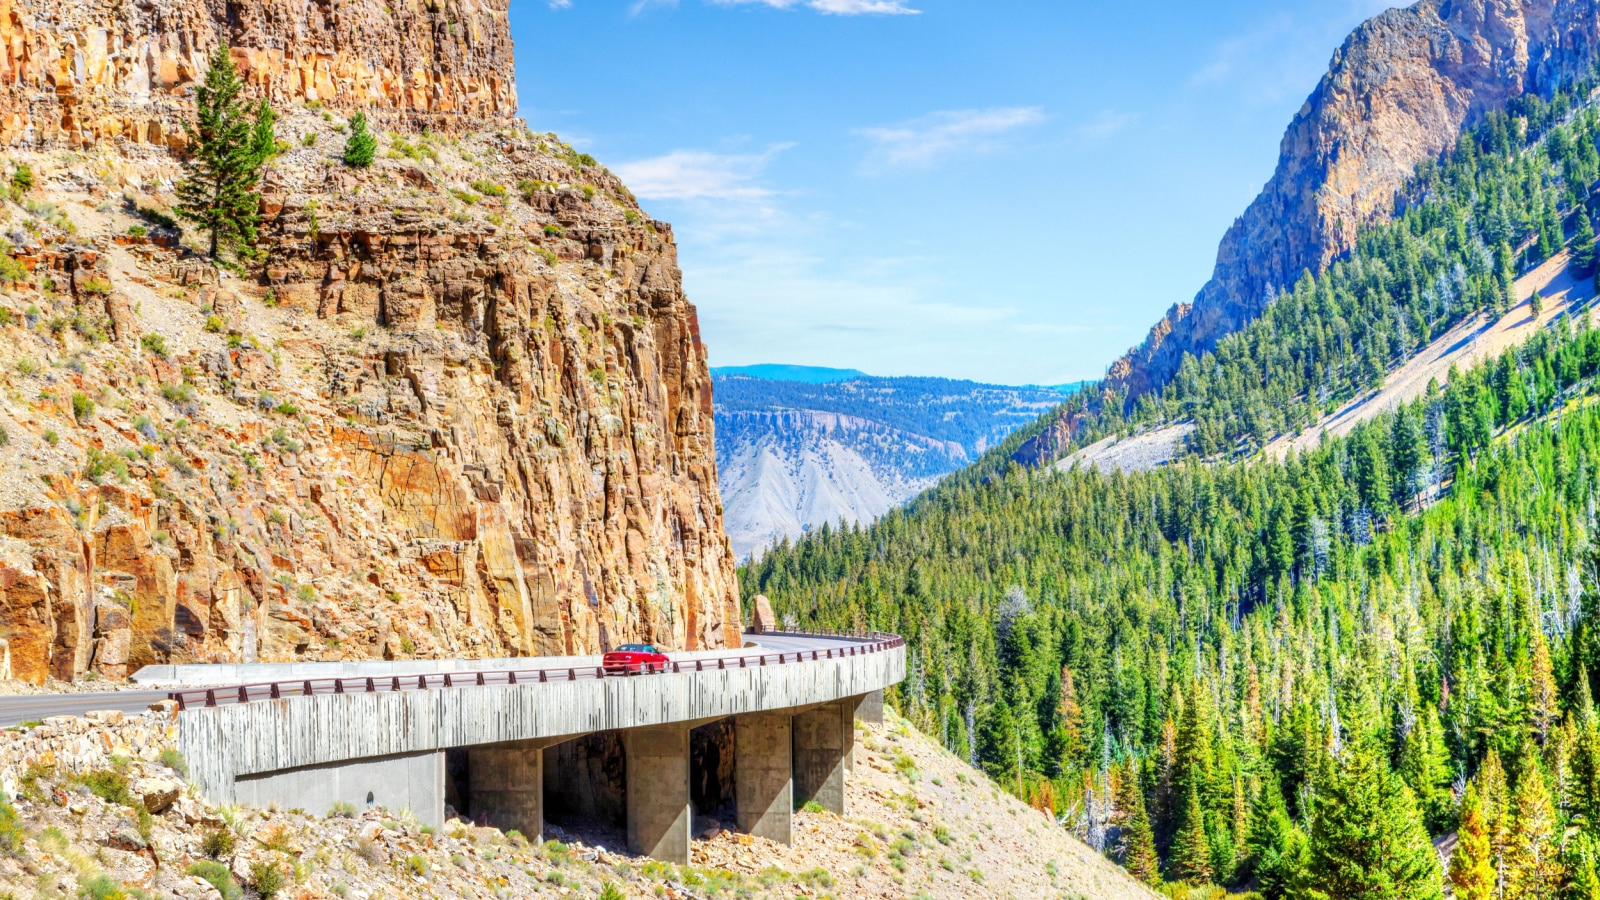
0,634,867,727
0,690,170,729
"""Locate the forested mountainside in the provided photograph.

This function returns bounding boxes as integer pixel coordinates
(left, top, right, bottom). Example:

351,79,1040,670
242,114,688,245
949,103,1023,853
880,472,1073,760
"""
742,82,1600,897
713,373,1074,559
1017,0,1600,466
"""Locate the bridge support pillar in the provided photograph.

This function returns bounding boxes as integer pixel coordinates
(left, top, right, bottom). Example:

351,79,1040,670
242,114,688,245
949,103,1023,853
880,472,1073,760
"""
857,689,884,725
794,702,848,815
625,723,691,863
466,740,545,838
734,712,792,845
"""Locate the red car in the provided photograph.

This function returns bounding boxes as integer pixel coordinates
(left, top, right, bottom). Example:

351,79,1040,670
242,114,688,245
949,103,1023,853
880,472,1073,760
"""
603,644,670,676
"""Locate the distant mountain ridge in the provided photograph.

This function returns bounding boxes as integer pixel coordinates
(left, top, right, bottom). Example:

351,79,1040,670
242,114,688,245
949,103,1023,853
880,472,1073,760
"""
710,364,868,383
713,371,1077,559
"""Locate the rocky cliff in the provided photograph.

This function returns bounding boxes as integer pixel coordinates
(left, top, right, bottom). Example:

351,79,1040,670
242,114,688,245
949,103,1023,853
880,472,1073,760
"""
0,1,743,684
1017,0,1600,464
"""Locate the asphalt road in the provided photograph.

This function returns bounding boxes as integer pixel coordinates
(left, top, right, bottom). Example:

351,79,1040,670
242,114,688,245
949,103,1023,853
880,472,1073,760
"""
0,634,869,727
0,690,171,729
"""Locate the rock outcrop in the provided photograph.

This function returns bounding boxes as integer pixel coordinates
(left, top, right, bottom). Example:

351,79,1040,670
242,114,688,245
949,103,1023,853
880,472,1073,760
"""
0,1,742,683
0,0,516,148
1019,0,1600,463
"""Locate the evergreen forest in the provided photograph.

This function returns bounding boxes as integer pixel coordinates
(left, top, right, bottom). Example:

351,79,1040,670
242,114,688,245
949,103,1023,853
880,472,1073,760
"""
741,83,1600,898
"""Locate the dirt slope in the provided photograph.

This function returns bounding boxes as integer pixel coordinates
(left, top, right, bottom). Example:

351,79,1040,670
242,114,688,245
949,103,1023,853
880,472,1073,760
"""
1265,248,1595,458
0,707,1158,900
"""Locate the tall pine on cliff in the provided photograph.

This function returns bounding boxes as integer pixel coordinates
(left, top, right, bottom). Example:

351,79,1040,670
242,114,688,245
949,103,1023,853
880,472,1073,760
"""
743,78,1600,895
176,45,276,261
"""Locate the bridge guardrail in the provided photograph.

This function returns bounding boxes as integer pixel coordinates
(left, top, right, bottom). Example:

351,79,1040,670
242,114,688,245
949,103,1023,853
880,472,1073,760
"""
167,629,904,711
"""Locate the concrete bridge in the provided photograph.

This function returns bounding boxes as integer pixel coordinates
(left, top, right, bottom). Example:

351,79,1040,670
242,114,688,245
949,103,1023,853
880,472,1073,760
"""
162,632,904,863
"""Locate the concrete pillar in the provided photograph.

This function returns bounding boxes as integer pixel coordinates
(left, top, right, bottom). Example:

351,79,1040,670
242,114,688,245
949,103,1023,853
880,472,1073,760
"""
793,702,847,815
841,695,860,772
734,712,792,845
466,741,544,838
857,689,885,724
624,724,691,863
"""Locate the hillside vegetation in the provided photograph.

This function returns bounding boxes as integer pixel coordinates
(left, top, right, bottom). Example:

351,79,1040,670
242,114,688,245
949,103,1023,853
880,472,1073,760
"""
743,81,1600,898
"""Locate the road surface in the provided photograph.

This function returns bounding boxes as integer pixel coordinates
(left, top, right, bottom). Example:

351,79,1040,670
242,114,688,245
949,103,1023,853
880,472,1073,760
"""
0,633,864,727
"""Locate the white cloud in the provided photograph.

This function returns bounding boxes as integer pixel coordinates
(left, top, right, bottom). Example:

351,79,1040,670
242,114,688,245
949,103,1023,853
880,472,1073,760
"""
709,0,920,13
548,0,572,8
855,107,1045,171
612,145,793,201
1077,110,1136,141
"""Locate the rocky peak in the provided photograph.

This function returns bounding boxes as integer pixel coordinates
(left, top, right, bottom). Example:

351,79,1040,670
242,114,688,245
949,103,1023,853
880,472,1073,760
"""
1021,0,1600,465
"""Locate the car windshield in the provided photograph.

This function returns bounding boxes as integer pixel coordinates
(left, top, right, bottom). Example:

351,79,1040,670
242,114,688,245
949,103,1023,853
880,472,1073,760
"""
616,644,656,653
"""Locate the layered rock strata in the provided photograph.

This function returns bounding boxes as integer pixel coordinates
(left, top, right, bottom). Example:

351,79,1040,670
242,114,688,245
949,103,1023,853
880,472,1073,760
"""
0,2,743,683
0,0,515,148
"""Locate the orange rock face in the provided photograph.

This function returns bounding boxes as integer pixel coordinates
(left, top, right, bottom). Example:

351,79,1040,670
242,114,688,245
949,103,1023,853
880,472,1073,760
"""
0,0,516,148
0,3,744,682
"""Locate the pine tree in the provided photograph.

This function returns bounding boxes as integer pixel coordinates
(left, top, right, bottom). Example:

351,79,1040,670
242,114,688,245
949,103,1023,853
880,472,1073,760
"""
1399,705,1454,832
175,44,276,260
1449,784,1495,900
1117,765,1161,886
1171,782,1214,884
1056,666,1087,769
1504,761,1564,899
1298,749,1443,900
1575,206,1597,273
1247,776,1305,900
342,111,377,169
1529,622,1560,746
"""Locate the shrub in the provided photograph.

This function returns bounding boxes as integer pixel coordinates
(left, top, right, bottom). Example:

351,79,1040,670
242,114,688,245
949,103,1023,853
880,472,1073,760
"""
160,382,196,404
159,748,189,778
73,768,131,805
11,164,32,193
198,825,236,860
71,392,94,424
84,448,128,484
80,278,112,296
0,425,7,447
470,179,506,198
0,255,27,284
187,861,243,900
327,800,357,818
405,854,428,877
127,224,147,237
342,113,376,168
42,429,58,446
203,315,224,333
140,332,169,359
0,794,22,854
76,876,126,900
249,859,285,898
598,883,626,900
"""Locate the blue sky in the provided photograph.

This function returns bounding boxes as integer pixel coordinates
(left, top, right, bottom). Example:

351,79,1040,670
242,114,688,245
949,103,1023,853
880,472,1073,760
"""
508,0,1399,385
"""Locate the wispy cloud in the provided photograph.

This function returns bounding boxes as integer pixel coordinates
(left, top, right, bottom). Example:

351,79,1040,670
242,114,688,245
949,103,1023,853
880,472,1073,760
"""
710,0,920,14
548,0,572,8
612,145,793,201
1077,110,1136,140
855,107,1045,171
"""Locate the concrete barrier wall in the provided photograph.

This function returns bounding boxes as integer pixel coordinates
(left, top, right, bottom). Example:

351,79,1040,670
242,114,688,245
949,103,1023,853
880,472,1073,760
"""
179,645,905,806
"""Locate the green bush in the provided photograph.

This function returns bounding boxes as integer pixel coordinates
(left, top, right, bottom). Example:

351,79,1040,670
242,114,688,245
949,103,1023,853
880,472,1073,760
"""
598,883,627,900
127,225,147,237
249,859,285,898
470,179,507,198
140,332,168,359
159,748,189,778
186,861,242,900
80,278,112,296
71,392,94,424
201,826,236,859
72,769,131,805
76,875,126,900
0,254,27,284
0,794,23,854
342,113,376,168
11,164,32,193
327,800,357,818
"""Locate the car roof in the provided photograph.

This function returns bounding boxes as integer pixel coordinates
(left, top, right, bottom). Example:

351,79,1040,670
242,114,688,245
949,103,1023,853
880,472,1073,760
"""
616,643,656,652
